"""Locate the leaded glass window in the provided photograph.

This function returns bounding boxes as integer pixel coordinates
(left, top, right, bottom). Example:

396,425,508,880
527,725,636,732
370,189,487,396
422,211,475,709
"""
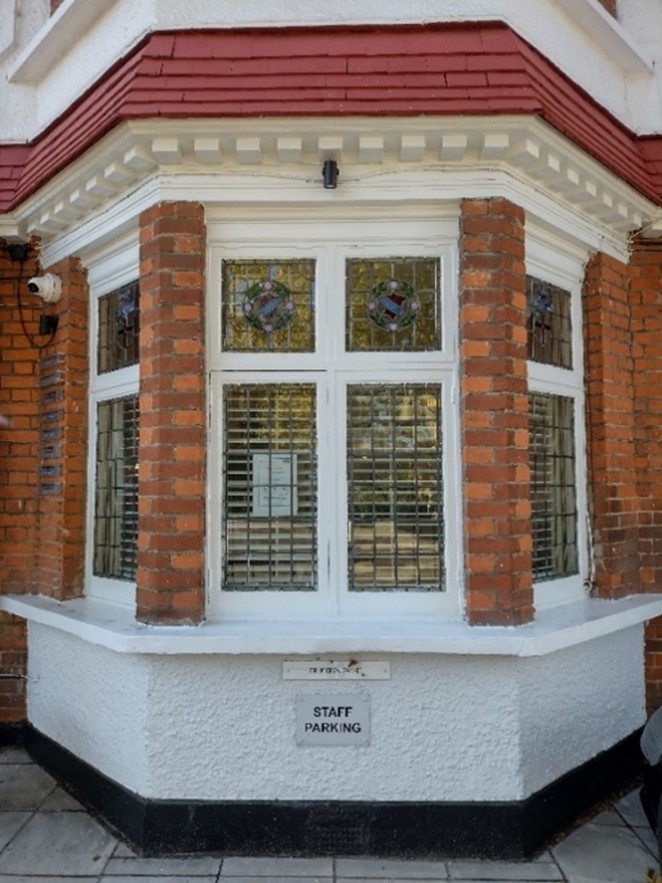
222,260,315,353
93,395,139,580
223,384,317,590
529,393,578,580
527,275,572,369
98,281,139,374
346,258,441,352
347,384,444,591
210,223,457,619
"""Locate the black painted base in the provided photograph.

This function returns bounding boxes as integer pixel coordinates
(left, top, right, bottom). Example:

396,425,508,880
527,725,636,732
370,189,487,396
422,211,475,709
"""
0,723,643,859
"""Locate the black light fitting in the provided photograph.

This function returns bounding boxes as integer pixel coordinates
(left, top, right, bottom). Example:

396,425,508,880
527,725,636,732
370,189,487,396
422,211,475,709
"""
322,159,339,189
39,315,59,336
6,242,30,263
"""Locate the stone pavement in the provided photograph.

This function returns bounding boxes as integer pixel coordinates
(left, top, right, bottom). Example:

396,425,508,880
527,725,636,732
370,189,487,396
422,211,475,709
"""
0,746,658,882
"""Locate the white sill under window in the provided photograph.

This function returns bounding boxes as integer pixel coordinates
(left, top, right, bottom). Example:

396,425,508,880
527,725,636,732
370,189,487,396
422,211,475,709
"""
3,592,662,658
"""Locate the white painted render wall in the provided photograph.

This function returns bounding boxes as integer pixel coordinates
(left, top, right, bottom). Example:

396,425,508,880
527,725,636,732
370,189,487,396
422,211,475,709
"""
1,0,661,142
26,621,645,803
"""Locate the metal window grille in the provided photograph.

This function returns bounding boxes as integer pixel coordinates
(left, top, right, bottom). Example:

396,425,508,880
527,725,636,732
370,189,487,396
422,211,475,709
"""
97,281,140,374
222,260,316,353
529,393,578,580
223,384,317,590
347,383,444,591
527,275,572,369
93,395,139,580
346,258,441,352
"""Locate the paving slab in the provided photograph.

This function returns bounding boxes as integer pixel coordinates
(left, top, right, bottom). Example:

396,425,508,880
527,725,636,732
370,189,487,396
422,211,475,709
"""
336,879,446,883
632,825,658,861
0,877,100,882
100,877,219,883
38,785,85,812
112,840,139,858
0,814,30,853
0,810,117,876
590,809,625,827
0,764,55,811
448,861,563,880
614,791,650,829
221,856,334,877
220,878,332,883
551,821,655,883
103,855,223,876
0,749,32,765
336,858,448,879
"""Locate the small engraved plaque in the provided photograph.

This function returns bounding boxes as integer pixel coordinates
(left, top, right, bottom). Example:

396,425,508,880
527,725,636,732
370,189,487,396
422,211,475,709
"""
296,694,370,746
283,659,390,680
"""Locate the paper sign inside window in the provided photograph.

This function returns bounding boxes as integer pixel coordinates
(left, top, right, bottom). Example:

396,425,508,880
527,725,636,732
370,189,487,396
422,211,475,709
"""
252,453,297,517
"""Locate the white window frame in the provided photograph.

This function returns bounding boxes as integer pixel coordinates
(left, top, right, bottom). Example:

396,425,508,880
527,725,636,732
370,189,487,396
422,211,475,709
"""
85,232,139,609
526,224,589,611
207,212,462,622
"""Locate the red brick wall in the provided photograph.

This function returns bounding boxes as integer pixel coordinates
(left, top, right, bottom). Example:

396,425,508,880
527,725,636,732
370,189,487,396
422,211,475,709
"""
0,240,41,721
583,252,639,599
629,239,662,711
460,198,533,625
137,202,206,625
0,245,90,721
35,257,89,600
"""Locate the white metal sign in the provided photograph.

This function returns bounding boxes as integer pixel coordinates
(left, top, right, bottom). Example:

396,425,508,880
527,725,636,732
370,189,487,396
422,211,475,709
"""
295,694,370,746
283,659,390,680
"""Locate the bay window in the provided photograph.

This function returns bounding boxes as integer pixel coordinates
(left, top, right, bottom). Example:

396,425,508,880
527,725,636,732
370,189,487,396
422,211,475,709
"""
208,216,460,620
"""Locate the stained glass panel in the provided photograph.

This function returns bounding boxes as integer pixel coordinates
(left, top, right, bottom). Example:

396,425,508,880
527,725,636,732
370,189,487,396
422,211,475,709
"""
222,260,315,353
527,275,572,369
97,281,139,374
346,258,441,352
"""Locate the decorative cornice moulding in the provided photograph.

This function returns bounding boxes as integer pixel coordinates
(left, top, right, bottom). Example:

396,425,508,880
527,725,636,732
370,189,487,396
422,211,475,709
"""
13,116,655,261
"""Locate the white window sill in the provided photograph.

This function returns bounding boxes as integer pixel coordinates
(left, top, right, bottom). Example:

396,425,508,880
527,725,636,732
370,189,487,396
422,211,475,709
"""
3,592,662,658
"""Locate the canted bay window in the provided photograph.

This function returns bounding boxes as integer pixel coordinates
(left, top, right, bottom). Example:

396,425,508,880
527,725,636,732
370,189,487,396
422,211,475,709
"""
526,235,587,608
86,239,140,606
208,218,459,619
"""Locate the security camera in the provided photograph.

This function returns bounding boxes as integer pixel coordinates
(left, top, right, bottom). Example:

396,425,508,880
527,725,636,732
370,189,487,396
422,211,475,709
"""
27,274,62,304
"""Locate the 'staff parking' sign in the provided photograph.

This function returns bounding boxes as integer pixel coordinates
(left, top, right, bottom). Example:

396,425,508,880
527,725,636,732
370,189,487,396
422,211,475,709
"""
295,694,370,746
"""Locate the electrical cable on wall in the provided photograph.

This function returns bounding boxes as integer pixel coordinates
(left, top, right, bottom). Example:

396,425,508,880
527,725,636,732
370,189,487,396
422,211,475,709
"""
4,243,59,349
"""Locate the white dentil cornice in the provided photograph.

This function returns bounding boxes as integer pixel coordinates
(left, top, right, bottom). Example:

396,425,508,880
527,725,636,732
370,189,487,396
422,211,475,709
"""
9,116,659,264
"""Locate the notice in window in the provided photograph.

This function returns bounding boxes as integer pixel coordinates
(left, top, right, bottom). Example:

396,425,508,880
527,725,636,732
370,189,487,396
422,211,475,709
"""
252,453,297,517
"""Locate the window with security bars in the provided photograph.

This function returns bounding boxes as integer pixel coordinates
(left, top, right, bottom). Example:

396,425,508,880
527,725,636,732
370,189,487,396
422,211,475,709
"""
527,275,572,369
529,393,578,580
94,395,139,580
98,281,139,373
347,384,444,591
212,232,453,616
222,384,317,590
